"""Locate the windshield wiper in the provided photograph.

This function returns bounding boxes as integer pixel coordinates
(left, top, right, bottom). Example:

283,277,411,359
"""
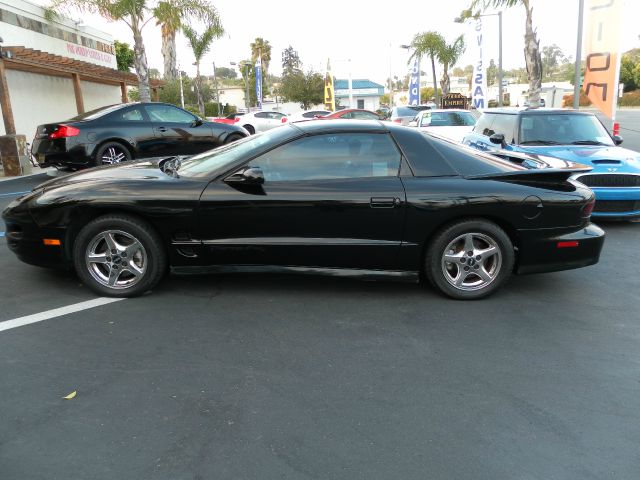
570,140,610,145
520,140,560,145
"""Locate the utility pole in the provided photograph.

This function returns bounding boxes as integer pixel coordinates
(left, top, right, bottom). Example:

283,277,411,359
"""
498,11,503,107
573,0,585,109
212,60,220,116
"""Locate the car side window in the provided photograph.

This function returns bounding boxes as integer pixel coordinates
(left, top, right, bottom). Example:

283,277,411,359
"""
340,112,354,119
247,133,402,182
145,104,196,123
255,112,269,119
473,114,494,136
107,107,145,122
490,114,517,143
353,111,378,120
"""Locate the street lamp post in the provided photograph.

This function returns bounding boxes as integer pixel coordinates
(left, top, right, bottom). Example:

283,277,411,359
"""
212,60,221,116
455,11,503,106
573,0,585,110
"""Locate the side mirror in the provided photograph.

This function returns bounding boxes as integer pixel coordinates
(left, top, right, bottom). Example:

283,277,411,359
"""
489,133,506,147
612,135,623,146
192,118,204,127
225,166,264,185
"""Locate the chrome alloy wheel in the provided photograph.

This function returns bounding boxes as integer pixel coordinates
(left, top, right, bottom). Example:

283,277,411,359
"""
85,230,147,289
441,232,502,291
101,146,127,164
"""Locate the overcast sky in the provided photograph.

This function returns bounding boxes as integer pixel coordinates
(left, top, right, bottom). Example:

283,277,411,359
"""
31,0,640,84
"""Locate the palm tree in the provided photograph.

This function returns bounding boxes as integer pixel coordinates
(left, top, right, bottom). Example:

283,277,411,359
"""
409,32,445,106
45,0,154,102
250,38,272,75
463,0,542,107
154,0,222,80
183,24,224,115
437,35,466,96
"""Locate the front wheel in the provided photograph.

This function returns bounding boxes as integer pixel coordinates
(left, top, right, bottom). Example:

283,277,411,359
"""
73,215,167,297
425,219,514,300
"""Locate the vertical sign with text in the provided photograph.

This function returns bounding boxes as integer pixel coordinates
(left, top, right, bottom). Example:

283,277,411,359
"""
472,18,487,109
324,59,335,111
255,56,263,109
583,0,623,119
408,59,420,106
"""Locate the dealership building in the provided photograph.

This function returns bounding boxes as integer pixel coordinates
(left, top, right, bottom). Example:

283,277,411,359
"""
0,0,158,175
335,79,385,111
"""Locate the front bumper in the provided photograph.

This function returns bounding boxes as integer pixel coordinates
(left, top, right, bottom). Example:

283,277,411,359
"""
516,223,605,275
591,187,640,219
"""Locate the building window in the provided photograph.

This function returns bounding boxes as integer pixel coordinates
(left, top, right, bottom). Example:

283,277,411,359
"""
357,99,364,109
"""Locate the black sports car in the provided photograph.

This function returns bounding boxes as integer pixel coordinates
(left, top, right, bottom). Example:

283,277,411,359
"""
4,120,605,299
31,102,249,170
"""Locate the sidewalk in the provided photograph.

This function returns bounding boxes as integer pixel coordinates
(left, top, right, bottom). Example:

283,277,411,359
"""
0,167,57,182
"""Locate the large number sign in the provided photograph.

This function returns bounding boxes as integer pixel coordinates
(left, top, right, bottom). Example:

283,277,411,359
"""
582,0,623,119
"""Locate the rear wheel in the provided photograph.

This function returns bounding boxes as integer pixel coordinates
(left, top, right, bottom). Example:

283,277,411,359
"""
425,219,514,300
242,124,255,135
225,133,244,144
73,214,167,297
96,142,132,166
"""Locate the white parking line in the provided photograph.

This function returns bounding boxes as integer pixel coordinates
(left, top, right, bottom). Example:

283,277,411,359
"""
0,297,125,333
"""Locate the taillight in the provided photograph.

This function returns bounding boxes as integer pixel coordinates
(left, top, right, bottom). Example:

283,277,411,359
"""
581,199,595,218
49,125,80,139
393,118,402,124
281,117,288,123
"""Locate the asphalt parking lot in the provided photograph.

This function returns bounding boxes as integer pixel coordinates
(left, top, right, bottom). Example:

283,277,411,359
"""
1,121,640,479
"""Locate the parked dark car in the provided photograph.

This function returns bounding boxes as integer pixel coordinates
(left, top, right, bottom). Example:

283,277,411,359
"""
32,102,249,170
4,120,604,300
317,109,385,120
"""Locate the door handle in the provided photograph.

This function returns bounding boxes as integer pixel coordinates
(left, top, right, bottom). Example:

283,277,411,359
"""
156,126,168,133
370,197,401,208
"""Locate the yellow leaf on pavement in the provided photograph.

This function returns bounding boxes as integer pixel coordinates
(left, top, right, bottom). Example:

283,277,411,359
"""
63,390,77,400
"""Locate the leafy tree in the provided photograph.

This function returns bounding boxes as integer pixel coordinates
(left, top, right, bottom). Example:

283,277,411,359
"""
420,86,442,102
154,0,222,80
149,68,161,79
462,0,543,107
183,24,224,115
408,31,445,105
215,66,237,79
620,54,638,92
437,35,465,96
251,38,272,75
280,70,324,109
45,0,155,101
114,40,134,72
541,44,566,79
282,45,302,77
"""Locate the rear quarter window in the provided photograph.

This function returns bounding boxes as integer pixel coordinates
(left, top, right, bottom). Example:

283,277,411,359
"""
390,128,458,177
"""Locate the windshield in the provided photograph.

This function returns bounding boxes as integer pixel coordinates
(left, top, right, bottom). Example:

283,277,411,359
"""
519,113,614,146
177,126,299,177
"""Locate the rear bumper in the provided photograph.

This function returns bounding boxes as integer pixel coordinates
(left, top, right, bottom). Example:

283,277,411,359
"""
516,223,605,275
591,187,640,219
31,138,94,168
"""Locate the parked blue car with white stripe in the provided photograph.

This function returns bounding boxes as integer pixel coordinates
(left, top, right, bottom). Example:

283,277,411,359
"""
462,109,640,219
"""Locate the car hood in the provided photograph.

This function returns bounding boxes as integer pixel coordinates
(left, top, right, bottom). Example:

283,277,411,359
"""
36,159,176,191
515,145,640,174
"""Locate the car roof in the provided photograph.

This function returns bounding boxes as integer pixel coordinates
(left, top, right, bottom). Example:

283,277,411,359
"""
418,109,471,114
482,108,595,116
291,119,389,134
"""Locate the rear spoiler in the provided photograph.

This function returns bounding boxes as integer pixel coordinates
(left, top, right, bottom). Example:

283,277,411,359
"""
467,166,592,183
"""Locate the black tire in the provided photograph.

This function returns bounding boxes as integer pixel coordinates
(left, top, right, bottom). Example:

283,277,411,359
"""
73,214,167,297
95,141,132,166
242,124,255,135
224,133,244,144
425,219,514,300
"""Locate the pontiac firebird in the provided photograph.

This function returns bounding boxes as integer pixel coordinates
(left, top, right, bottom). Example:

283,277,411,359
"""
3,120,605,300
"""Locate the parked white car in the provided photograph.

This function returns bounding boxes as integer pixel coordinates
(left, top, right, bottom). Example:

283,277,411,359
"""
408,109,477,143
239,111,288,134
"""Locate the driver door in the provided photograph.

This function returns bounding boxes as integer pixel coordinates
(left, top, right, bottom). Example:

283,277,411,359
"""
198,132,407,270
144,104,216,156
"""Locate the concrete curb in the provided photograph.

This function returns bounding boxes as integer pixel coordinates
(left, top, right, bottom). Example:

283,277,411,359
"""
0,167,56,182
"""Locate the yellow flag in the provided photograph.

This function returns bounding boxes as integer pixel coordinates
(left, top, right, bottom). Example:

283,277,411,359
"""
324,59,335,112
582,0,623,119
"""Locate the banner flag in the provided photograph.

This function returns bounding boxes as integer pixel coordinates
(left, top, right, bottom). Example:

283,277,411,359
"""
471,17,487,109
582,0,623,119
324,59,335,111
255,56,263,109
408,59,420,106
